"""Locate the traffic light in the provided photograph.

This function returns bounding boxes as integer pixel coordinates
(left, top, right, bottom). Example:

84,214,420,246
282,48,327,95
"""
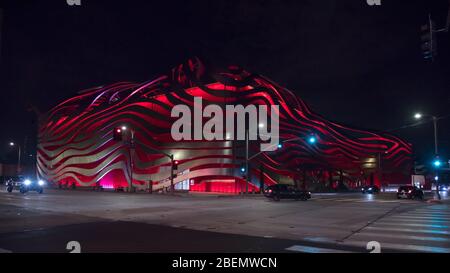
420,17,437,60
173,160,179,171
240,164,246,173
113,127,123,141
307,136,316,144
433,159,442,168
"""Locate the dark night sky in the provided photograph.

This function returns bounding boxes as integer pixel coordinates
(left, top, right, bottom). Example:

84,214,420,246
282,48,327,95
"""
0,0,449,166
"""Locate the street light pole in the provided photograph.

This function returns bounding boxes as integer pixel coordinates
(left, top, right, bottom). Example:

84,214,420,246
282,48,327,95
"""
17,144,21,174
432,115,438,156
119,125,175,194
415,113,441,200
129,129,135,193
431,116,441,200
170,154,174,194
245,128,249,194
9,142,21,174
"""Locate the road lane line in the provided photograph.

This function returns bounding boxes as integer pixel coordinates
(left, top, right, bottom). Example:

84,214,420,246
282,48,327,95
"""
340,240,450,253
285,245,353,253
350,231,450,242
372,222,449,229
0,248,12,253
392,215,450,221
365,226,450,235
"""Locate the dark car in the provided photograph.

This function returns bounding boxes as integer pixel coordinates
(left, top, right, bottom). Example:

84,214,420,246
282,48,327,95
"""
396,185,423,200
361,185,380,194
6,177,45,194
5,176,24,191
264,184,311,201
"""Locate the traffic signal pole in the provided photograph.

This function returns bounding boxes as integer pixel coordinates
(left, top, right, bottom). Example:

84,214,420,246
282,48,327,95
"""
245,128,249,194
429,13,434,62
129,129,135,192
170,154,174,194
432,116,441,200
114,126,175,194
432,116,438,156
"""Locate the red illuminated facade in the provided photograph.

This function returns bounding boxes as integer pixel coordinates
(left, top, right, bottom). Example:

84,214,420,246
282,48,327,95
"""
37,58,413,193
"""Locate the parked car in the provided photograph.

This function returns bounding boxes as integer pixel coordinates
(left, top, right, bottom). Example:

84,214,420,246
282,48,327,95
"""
5,176,24,192
6,177,45,194
396,185,423,200
361,185,380,194
264,184,311,201
438,185,449,192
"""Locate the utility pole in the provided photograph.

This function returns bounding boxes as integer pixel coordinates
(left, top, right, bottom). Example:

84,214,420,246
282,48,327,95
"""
128,129,135,193
148,179,153,194
0,8,3,64
432,116,438,156
420,5,450,61
245,128,249,194
17,144,21,174
170,154,175,194
431,116,440,200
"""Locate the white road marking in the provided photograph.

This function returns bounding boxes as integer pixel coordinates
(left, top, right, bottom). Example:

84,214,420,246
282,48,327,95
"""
372,222,449,229
349,231,450,242
286,244,353,253
365,226,450,235
339,240,450,253
0,248,12,253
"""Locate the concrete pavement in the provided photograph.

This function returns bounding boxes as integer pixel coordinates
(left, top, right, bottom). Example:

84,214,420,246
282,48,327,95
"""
0,187,448,253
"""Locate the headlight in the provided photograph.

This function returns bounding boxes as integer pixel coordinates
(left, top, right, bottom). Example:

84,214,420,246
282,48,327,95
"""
38,180,45,186
408,190,412,193
24,179,31,186
368,187,372,191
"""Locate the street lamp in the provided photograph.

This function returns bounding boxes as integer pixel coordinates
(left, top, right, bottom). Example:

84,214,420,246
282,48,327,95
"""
415,113,442,200
117,125,176,194
413,113,439,155
8,141,21,174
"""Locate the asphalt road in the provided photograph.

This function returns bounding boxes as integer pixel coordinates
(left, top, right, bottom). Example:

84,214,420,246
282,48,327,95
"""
0,187,448,253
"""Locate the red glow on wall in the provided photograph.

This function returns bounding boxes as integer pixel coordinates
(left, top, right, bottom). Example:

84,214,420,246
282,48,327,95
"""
37,57,413,193
190,179,259,194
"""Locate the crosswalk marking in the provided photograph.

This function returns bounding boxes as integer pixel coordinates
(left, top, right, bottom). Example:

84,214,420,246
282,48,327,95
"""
314,205,450,253
365,226,450,235
373,222,449,229
352,231,450,242
392,215,450,221
339,240,450,253
401,211,450,216
383,218,448,224
286,244,353,253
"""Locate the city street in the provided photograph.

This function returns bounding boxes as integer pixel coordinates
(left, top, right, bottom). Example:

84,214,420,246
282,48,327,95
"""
0,188,448,253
